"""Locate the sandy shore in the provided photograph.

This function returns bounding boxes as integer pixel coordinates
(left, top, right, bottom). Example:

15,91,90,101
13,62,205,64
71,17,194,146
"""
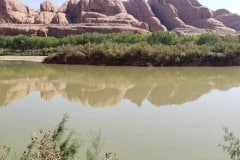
0,56,47,62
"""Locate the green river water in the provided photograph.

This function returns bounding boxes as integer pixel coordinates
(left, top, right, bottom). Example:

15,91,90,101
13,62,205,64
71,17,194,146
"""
1,61,240,160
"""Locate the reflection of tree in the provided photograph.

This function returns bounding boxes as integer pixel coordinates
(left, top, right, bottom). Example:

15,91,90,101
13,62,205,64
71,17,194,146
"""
1,62,240,108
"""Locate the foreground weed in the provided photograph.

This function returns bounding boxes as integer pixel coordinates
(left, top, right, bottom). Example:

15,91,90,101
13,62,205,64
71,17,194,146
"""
20,114,80,160
219,128,240,160
0,145,10,160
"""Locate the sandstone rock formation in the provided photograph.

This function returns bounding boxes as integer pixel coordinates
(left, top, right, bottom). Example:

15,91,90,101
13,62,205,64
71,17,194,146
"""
65,0,84,23
0,0,239,36
124,0,166,31
40,0,58,12
165,0,236,34
35,0,68,24
88,0,127,15
148,0,187,30
0,23,148,37
148,0,236,34
214,9,240,31
0,0,32,23
214,9,231,17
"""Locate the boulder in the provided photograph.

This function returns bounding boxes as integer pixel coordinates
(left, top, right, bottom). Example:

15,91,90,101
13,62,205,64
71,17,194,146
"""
124,0,166,31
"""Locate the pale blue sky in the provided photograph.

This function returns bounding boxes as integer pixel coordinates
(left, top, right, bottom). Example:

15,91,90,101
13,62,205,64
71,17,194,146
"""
21,0,240,14
199,0,239,14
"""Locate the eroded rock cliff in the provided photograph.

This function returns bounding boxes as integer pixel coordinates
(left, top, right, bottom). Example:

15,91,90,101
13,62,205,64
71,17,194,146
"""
214,9,240,31
124,0,166,31
0,0,239,36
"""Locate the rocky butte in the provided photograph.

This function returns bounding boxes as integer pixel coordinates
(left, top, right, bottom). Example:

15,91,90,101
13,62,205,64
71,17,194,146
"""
0,0,240,37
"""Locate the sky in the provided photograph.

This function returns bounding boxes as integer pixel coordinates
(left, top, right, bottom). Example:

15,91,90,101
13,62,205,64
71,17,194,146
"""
199,0,239,14
21,0,240,14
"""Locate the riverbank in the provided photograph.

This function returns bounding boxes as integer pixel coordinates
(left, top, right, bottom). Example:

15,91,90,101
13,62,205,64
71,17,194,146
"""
1,32,240,66
0,56,47,62
44,53,240,66
43,41,240,66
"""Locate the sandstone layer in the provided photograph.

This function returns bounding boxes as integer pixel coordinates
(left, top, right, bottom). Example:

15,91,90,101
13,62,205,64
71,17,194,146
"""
0,0,239,36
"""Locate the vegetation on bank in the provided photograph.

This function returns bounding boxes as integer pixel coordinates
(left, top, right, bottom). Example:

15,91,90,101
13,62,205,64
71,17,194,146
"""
0,114,239,160
0,114,117,160
44,41,240,66
0,32,240,65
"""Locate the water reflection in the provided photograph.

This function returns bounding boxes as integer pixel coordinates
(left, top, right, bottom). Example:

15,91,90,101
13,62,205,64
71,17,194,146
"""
1,62,240,107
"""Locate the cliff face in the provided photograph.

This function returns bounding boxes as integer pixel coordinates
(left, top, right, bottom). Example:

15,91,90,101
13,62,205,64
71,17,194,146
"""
123,0,167,31
0,0,31,23
214,9,240,31
0,0,239,36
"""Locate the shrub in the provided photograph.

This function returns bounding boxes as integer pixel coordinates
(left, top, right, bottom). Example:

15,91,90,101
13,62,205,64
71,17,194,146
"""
224,35,239,43
11,35,29,51
179,35,197,43
1,114,108,160
109,32,147,44
148,31,179,45
212,42,225,53
20,114,81,160
196,33,221,45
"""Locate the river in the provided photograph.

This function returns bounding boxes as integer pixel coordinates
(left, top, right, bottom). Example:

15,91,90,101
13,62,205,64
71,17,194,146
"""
0,61,240,159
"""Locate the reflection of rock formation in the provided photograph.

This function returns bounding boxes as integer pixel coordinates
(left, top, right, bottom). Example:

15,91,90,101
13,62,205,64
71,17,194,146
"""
1,62,240,108
63,84,130,107
0,78,66,106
